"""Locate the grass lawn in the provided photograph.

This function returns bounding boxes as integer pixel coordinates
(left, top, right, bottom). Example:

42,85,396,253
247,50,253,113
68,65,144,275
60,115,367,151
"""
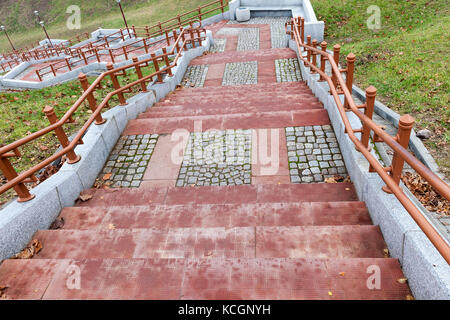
311,0,449,178
0,0,224,52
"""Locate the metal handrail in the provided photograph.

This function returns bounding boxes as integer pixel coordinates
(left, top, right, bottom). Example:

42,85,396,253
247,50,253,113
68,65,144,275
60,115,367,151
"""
0,27,206,198
288,17,450,263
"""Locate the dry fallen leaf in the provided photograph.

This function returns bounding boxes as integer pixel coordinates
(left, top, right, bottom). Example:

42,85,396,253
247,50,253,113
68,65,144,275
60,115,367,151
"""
13,239,42,259
328,291,333,296
406,294,415,300
383,248,390,257
397,278,408,284
0,285,8,299
50,217,65,230
108,223,116,230
339,272,346,277
79,193,93,202
103,173,112,180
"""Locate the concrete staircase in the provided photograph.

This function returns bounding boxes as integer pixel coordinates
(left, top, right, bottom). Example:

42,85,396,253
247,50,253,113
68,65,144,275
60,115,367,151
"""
0,184,411,299
0,18,412,300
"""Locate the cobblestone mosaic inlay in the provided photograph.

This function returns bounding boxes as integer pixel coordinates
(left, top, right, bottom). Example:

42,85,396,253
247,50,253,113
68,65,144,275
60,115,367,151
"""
228,17,289,48
210,38,227,53
222,61,258,86
181,65,209,88
97,134,159,188
275,58,302,82
286,125,348,183
237,28,260,51
177,130,252,187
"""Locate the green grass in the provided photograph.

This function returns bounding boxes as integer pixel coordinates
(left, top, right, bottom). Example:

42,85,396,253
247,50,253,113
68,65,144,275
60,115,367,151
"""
0,0,224,52
311,0,450,177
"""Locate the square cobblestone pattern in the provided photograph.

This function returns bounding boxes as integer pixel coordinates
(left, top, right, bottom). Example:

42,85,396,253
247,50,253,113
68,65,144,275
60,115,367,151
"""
237,28,260,51
222,61,258,86
97,134,159,188
228,17,289,48
210,38,227,53
177,130,252,187
275,58,302,82
286,125,348,183
181,65,209,88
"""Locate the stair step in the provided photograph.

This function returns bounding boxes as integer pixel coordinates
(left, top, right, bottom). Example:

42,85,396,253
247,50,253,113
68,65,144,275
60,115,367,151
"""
190,48,298,64
177,81,309,93
31,225,386,260
139,103,322,119
75,183,359,208
123,110,330,135
156,96,319,108
0,258,410,300
60,202,372,230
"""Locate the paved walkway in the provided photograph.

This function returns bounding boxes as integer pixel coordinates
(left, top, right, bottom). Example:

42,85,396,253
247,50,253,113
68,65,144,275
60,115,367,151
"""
0,18,412,300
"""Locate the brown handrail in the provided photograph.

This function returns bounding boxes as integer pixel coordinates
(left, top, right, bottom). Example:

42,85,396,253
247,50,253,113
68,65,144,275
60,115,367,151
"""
287,17,450,263
0,27,206,198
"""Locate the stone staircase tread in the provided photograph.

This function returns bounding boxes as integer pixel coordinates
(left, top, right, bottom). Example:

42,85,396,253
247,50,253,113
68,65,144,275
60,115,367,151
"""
31,225,386,260
123,109,330,134
0,258,411,300
60,202,371,230
75,183,359,208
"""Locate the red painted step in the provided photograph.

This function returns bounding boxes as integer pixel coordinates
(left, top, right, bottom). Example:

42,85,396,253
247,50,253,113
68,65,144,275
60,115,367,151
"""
156,95,320,108
31,225,385,260
75,183,359,208
190,48,298,65
60,202,372,230
0,258,411,299
139,103,323,119
123,110,330,135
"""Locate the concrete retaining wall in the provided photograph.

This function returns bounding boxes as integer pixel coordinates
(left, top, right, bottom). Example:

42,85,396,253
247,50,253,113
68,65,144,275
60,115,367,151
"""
0,31,212,262
289,39,450,300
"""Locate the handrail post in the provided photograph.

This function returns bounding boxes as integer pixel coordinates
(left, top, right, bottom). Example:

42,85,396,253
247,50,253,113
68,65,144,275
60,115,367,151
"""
162,47,173,77
36,70,43,82
306,35,311,62
331,44,340,89
50,64,56,76
189,29,196,48
132,25,137,38
311,39,318,73
109,49,116,64
106,64,127,105
300,17,305,43
143,38,149,53
360,86,377,150
319,41,327,81
344,53,356,108
43,106,81,164
220,0,224,13
95,48,100,63
173,30,180,53
132,57,147,92
151,53,163,83
382,115,415,194
0,156,35,202
122,46,129,61
65,58,72,71
78,73,106,124
165,30,171,46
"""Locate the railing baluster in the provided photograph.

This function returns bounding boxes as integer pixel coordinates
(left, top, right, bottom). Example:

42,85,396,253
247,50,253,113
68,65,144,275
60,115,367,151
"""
306,35,311,62
78,73,106,124
0,155,35,202
43,106,81,164
360,86,377,150
311,39,318,73
382,115,415,193
132,57,147,92
151,53,163,83
106,64,127,105
331,44,340,90
344,53,356,108
319,41,327,81
162,48,173,77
